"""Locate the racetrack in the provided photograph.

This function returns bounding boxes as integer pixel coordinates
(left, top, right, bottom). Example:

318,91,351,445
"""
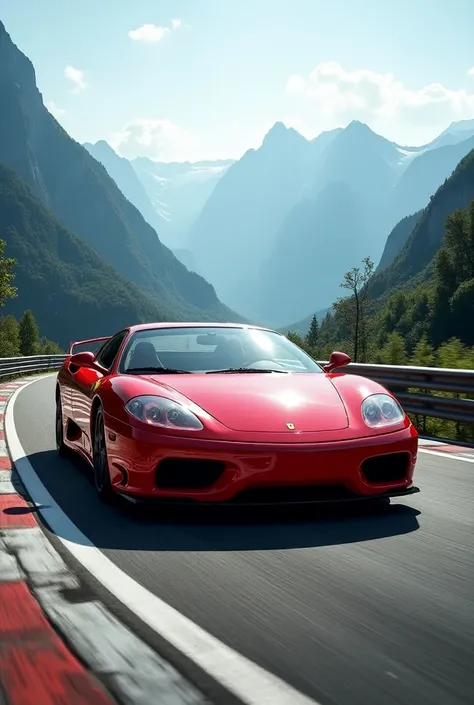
11,375,474,705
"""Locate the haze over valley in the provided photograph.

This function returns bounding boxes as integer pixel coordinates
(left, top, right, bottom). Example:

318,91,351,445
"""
82,116,474,328
1,1,474,354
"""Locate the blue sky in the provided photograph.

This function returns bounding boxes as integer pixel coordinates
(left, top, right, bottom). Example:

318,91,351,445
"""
3,0,474,161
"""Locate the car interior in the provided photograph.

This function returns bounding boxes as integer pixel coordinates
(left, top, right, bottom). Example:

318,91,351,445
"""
121,332,311,373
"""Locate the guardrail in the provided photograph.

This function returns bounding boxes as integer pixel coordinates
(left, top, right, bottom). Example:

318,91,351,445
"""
319,361,474,426
0,354,66,379
1,355,473,426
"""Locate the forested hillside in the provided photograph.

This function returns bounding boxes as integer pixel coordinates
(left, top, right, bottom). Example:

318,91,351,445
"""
288,182,474,441
0,163,173,346
0,20,240,325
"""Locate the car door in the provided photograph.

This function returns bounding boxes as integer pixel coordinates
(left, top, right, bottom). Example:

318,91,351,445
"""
57,361,75,423
71,331,128,457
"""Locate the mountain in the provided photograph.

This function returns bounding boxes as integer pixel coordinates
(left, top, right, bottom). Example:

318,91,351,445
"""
187,122,315,313
377,211,423,272
185,116,474,325
0,20,240,327
255,180,374,325
0,162,168,347
420,118,474,151
83,142,213,267
131,157,234,246
303,147,474,369
279,307,330,337
83,140,166,238
172,248,201,273
246,122,412,324
390,134,474,227
301,120,402,254
256,122,474,326
370,148,474,300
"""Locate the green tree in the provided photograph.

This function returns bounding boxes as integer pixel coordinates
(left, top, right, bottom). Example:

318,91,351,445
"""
0,316,21,357
436,337,474,441
450,278,474,346
437,337,473,369
334,256,374,362
19,310,40,356
430,205,474,347
380,291,408,336
38,337,62,354
379,332,407,365
410,334,436,367
286,331,305,349
0,238,17,308
408,334,436,434
305,314,319,349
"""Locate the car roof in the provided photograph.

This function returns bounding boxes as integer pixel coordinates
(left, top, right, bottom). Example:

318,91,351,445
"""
128,322,278,334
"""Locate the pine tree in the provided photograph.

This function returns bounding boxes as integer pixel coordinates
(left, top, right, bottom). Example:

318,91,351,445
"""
19,310,40,356
0,238,17,308
0,316,21,357
410,334,436,367
380,332,407,365
38,337,62,354
437,337,471,369
286,331,305,348
305,314,319,348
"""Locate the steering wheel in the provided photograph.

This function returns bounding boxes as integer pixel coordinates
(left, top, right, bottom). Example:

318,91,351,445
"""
241,357,285,369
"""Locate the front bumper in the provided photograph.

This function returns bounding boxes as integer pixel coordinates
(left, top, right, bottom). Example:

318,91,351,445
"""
116,484,420,507
105,417,419,505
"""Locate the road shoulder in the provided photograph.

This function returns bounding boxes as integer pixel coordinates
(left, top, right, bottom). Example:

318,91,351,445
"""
0,375,210,705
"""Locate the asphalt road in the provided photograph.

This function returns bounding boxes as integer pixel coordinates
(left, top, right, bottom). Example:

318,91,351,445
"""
13,375,474,705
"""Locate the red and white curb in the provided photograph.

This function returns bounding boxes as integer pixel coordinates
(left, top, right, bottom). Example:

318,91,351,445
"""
0,377,209,705
418,437,474,462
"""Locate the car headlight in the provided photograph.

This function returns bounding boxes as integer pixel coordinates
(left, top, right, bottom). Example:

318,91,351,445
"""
125,395,204,431
361,394,405,428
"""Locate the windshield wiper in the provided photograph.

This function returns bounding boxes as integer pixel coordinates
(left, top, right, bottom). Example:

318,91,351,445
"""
206,367,288,374
125,367,191,375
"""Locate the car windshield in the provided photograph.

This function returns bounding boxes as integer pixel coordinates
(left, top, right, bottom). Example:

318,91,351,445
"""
119,326,323,374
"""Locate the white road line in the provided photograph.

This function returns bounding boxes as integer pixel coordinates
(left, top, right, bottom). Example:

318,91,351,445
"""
419,448,474,463
5,377,319,705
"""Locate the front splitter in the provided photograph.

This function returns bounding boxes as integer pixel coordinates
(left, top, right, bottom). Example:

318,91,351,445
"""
115,484,420,508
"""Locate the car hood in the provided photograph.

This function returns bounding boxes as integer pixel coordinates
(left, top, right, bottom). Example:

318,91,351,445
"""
150,373,349,433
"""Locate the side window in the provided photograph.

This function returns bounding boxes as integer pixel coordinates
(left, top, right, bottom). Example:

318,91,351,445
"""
96,331,128,370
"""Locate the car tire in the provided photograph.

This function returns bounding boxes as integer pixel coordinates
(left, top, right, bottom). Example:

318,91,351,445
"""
92,408,115,504
55,394,68,457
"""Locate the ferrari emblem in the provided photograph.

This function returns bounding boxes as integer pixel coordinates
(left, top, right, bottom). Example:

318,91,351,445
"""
286,422,295,430
91,379,101,393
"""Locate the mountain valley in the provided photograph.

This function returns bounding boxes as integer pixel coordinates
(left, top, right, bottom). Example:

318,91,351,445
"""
1,17,474,354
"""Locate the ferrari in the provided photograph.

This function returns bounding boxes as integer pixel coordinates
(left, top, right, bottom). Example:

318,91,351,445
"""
55,322,419,506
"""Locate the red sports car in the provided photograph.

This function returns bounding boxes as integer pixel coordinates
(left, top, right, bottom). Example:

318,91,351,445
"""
55,322,419,507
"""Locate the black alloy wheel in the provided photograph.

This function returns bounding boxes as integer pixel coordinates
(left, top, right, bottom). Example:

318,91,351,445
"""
92,408,115,504
55,395,67,456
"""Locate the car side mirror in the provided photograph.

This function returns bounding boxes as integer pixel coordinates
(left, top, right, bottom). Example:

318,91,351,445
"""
323,351,352,373
69,350,96,370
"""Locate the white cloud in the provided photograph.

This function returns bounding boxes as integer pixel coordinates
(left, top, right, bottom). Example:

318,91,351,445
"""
64,65,87,93
110,118,198,162
285,61,474,129
286,75,306,94
468,67,474,77
128,18,183,43
128,24,170,43
46,101,66,117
